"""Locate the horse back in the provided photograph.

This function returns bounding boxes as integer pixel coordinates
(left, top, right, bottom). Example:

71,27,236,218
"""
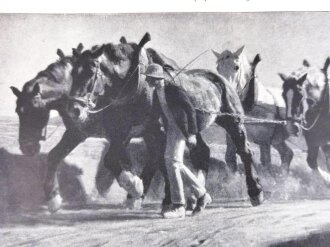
184,69,244,115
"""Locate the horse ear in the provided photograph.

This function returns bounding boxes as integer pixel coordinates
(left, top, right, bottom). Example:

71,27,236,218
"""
278,73,288,82
297,73,308,86
138,32,151,48
212,49,221,60
91,45,105,59
73,43,84,56
322,57,330,75
120,36,127,44
10,86,21,98
76,43,84,53
57,49,65,59
303,59,310,67
32,83,40,96
252,54,261,67
306,98,316,107
234,45,245,56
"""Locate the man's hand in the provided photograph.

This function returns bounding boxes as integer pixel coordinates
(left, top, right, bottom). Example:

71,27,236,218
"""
123,125,145,145
187,134,197,149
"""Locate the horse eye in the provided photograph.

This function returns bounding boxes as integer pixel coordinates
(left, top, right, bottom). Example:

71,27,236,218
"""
120,47,126,54
226,55,230,59
113,59,121,65
17,107,24,114
89,61,97,68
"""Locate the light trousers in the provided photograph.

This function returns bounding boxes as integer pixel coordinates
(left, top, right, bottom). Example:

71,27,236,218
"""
164,124,206,205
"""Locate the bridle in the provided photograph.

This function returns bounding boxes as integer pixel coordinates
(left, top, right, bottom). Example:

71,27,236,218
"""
68,52,145,114
285,88,324,132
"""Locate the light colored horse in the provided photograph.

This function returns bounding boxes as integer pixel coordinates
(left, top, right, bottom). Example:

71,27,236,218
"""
213,46,293,172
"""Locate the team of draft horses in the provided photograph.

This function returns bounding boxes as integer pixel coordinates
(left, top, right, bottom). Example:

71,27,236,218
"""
11,32,330,219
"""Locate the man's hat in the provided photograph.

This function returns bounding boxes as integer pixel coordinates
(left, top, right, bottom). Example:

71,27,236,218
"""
144,63,164,79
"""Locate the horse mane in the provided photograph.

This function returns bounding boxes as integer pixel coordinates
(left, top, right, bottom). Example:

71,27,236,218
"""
22,58,73,95
38,58,72,84
236,51,253,98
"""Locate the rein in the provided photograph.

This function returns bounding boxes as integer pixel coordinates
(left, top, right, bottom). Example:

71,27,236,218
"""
294,97,324,131
173,49,211,79
86,61,142,114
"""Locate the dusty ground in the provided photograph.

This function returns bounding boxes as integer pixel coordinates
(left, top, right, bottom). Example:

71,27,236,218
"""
2,199,330,247
2,117,330,246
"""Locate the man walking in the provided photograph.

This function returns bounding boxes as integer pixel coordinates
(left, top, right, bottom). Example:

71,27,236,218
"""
130,63,211,219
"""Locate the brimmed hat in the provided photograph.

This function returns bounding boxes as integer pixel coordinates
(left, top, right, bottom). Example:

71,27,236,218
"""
144,63,164,79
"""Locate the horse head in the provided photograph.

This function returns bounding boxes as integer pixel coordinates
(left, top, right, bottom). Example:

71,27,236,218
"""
279,57,330,136
213,46,254,99
10,83,48,156
213,46,245,80
69,33,151,121
10,44,83,156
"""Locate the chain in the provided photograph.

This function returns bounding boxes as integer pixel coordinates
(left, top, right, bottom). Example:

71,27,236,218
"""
195,107,287,125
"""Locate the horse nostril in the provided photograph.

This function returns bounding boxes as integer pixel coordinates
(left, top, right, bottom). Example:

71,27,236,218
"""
73,107,81,118
234,65,239,71
292,122,301,135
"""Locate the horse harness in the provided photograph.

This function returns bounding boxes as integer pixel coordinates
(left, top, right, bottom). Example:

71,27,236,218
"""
68,50,288,126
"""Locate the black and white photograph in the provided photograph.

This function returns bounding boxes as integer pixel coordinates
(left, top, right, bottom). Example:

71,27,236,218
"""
2,2,330,245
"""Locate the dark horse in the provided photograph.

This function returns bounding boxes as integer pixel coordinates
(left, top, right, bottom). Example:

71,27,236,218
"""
10,44,118,212
213,47,293,173
68,32,263,207
10,46,81,156
279,58,330,183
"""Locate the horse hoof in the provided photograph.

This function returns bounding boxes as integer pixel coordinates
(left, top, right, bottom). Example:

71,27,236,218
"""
126,197,143,210
47,194,63,213
249,191,264,207
118,171,144,199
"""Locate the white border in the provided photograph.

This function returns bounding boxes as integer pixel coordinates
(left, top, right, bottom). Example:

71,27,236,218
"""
1,0,330,13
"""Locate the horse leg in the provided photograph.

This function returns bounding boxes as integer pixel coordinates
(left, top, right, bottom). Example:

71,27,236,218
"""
188,133,210,209
321,144,330,172
190,133,210,183
216,116,263,206
142,128,171,206
95,161,115,197
225,133,238,173
103,140,144,200
259,144,271,168
272,142,293,173
306,145,330,183
44,129,85,213
307,145,319,170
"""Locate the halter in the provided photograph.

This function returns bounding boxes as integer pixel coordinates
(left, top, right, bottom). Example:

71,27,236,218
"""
286,90,324,132
68,61,103,109
68,54,144,114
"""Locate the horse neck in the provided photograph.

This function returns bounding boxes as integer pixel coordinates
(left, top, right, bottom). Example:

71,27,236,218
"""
35,75,73,111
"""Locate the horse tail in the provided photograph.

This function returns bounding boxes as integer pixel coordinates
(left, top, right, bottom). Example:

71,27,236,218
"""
265,88,282,120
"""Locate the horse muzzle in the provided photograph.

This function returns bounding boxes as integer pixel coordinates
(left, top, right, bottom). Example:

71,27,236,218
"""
285,119,302,136
19,140,41,156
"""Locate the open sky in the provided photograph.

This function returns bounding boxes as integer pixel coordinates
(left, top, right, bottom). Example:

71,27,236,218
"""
1,12,330,116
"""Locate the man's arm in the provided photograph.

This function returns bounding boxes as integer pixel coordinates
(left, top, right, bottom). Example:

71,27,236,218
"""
175,88,198,135
124,92,161,144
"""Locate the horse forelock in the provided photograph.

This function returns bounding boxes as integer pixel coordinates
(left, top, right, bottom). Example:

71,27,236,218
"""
290,66,325,96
